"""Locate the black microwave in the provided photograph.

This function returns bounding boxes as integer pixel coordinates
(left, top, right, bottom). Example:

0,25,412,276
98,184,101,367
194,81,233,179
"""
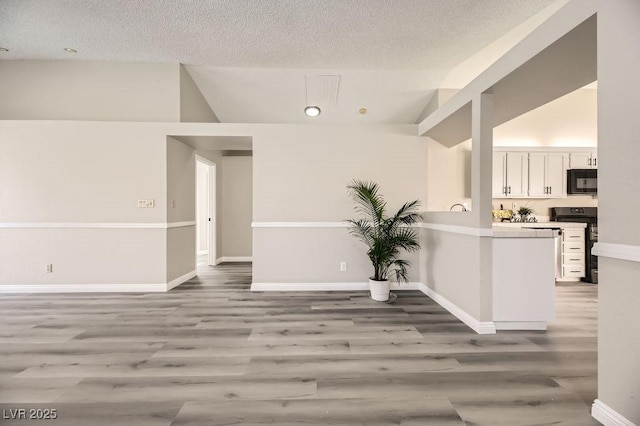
567,169,597,194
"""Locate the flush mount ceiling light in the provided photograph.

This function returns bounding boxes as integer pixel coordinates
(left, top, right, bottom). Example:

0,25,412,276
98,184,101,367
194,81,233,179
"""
304,106,321,117
63,48,78,53
359,108,367,115
0,47,9,52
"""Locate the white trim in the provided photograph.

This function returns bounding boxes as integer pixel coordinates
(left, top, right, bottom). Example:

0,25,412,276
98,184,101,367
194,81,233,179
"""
217,256,253,263
251,221,493,237
167,221,197,229
593,243,640,263
166,270,197,290
418,283,496,334
252,222,346,228
418,223,493,237
592,400,636,426
0,270,198,293
195,154,216,167
494,146,596,153
0,222,196,229
197,250,209,255
0,283,168,293
251,282,420,292
494,321,547,331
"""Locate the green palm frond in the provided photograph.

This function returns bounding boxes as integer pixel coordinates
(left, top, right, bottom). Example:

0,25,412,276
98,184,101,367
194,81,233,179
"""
345,180,422,283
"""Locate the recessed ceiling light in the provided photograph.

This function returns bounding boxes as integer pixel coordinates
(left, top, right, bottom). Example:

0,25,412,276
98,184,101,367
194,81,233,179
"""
63,48,78,53
304,106,321,117
0,47,9,52
359,108,367,115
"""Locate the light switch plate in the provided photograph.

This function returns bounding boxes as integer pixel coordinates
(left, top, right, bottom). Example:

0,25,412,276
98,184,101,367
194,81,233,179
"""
137,199,155,208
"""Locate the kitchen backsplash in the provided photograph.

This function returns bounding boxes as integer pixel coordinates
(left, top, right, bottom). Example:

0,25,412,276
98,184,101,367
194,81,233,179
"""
492,195,598,219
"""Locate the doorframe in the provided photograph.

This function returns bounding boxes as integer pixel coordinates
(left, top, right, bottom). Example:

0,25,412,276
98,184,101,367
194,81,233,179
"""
195,155,217,266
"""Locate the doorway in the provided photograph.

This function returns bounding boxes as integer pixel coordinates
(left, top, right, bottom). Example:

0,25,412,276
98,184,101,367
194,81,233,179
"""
196,155,216,266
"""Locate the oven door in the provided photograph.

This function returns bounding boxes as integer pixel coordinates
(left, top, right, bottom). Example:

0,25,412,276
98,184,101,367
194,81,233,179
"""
568,169,597,194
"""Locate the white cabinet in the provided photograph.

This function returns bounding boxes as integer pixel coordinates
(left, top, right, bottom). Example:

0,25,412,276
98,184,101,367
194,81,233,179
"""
559,228,586,281
527,152,569,198
570,151,598,169
493,152,528,198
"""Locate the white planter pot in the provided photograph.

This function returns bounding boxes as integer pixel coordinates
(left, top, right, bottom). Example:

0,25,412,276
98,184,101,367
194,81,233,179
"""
369,278,390,302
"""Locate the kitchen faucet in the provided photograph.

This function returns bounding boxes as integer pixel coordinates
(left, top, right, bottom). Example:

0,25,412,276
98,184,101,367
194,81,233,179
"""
450,203,468,212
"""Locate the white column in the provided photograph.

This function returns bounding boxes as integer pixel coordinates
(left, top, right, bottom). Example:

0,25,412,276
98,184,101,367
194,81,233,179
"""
471,93,494,229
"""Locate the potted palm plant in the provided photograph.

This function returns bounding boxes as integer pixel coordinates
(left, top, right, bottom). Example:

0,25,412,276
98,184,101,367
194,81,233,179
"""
346,180,422,302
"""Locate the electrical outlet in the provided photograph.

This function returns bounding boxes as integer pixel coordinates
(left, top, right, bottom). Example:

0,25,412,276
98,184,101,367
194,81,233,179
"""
339,261,347,272
46,264,53,273
512,203,517,209
137,199,155,208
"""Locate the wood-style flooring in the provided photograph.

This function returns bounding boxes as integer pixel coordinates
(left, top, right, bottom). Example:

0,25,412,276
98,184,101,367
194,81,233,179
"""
0,259,599,425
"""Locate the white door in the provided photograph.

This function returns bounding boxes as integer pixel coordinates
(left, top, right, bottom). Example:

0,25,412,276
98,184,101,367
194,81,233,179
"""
505,152,528,197
207,163,216,266
528,153,547,197
547,153,569,197
196,156,217,267
492,152,507,197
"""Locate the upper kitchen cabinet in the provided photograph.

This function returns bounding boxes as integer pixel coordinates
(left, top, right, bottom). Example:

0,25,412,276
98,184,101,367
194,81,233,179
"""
528,152,570,198
570,151,598,168
493,152,528,198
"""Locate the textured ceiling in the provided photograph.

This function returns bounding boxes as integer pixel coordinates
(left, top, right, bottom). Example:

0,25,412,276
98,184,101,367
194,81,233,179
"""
0,0,560,123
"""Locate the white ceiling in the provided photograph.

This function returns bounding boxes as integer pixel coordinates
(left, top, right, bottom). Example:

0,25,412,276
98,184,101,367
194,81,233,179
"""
0,0,560,123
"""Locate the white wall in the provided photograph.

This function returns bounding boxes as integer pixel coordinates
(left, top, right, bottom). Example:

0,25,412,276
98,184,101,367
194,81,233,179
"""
166,137,196,281
252,124,427,284
596,0,640,422
221,156,252,258
0,61,181,122
0,121,168,287
493,88,597,147
427,138,472,211
179,65,219,123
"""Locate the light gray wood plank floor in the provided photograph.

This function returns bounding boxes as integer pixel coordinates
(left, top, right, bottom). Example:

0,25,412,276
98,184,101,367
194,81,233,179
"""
0,259,599,425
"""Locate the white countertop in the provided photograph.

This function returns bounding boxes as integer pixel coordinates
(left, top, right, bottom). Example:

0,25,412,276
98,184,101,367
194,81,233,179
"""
493,221,587,229
492,226,559,238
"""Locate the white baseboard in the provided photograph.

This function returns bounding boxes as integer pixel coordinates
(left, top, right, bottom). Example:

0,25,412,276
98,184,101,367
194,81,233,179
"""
0,283,168,293
166,270,197,290
251,282,421,292
592,400,637,426
494,321,547,331
418,283,496,334
216,256,252,263
0,270,198,293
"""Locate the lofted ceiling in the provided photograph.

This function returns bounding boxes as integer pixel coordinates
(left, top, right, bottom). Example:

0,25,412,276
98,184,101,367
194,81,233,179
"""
0,0,560,123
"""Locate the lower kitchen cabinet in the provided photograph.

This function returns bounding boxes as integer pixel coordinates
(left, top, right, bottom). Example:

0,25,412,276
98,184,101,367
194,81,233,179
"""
559,228,586,281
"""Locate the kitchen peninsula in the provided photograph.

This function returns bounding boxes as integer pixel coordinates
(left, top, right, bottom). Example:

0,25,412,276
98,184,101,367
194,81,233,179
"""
491,225,558,330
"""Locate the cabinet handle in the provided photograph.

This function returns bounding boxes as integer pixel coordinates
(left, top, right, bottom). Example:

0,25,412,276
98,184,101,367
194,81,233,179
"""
588,158,592,166
508,186,511,194
571,270,581,273
594,158,597,167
